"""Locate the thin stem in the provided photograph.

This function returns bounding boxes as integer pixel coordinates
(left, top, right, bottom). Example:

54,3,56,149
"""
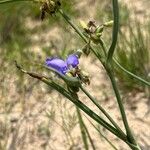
0,0,36,5
126,142,142,150
113,58,150,86
87,118,118,150
106,67,136,144
76,107,89,150
80,85,126,138
82,123,96,150
107,0,119,62
73,92,96,150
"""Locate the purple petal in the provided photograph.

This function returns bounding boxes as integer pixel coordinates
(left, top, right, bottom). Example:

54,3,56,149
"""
66,54,79,68
46,57,68,74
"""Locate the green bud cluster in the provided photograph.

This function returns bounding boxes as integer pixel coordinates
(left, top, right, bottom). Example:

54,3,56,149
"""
80,20,113,45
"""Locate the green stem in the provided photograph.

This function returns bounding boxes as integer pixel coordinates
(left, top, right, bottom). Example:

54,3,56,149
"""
113,58,150,86
82,122,96,150
76,107,89,150
106,67,136,145
107,0,119,62
58,7,142,150
57,7,142,149
87,118,118,150
80,85,126,138
74,95,96,150
0,0,36,5
127,142,141,150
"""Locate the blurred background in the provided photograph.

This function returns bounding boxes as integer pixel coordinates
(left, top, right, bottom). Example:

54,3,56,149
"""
0,0,150,149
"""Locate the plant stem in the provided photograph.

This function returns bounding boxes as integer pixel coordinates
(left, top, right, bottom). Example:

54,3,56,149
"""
127,142,141,150
99,28,142,150
80,85,126,138
82,123,96,150
73,93,96,150
100,40,141,149
76,107,89,150
106,66,137,145
113,58,150,86
87,118,118,150
107,0,119,62
0,0,36,5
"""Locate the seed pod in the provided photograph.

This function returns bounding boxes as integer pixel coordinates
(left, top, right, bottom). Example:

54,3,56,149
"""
104,20,113,27
95,25,104,34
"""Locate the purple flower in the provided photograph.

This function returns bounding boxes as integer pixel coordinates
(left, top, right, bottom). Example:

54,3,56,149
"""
46,54,79,74
66,54,79,68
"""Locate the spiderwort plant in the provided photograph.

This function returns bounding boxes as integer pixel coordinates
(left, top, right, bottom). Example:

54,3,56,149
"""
1,0,150,150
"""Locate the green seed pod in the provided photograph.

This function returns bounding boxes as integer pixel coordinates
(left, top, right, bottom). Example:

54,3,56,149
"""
96,25,104,34
96,32,102,38
104,20,113,27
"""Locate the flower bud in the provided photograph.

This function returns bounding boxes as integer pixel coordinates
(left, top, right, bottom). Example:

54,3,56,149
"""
80,20,88,30
104,20,113,27
95,25,104,34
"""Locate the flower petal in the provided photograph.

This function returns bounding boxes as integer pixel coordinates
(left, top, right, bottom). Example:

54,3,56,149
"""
46,57,68,74
66,54,79,68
